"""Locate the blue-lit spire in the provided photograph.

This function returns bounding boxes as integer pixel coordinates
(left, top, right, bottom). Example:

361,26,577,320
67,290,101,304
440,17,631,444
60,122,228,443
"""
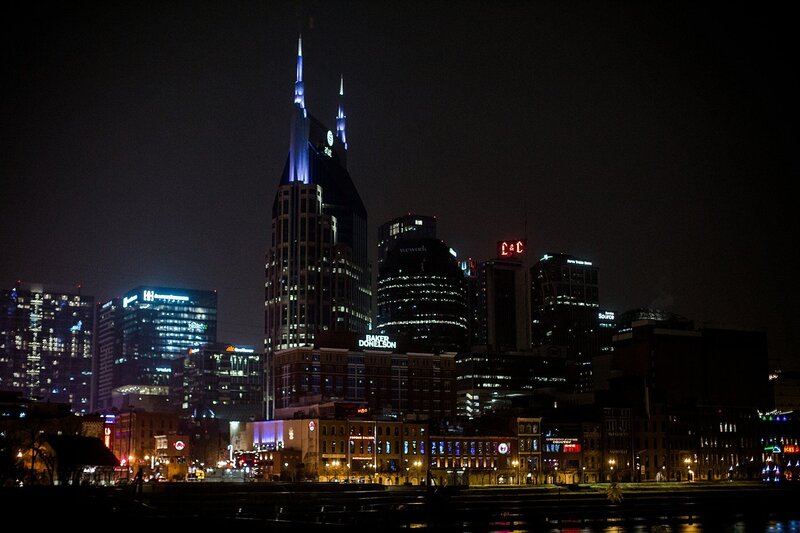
336,75,347,149
289,36,309,183
294,36,305,109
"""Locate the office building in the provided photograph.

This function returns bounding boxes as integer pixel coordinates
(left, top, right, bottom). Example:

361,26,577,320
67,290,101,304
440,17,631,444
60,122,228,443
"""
376,237,468,352
172,343,263,421
470,258,530,352
94,297,121,412
0,282,93,414
377,214,437,266
531,253,600,392
95,286,217,410
609,318,770,409
455,347,567,419
264,39,371,417
272,336,456,423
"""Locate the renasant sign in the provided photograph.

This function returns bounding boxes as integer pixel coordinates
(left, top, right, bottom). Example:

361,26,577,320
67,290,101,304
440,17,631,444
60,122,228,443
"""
358,335,397,349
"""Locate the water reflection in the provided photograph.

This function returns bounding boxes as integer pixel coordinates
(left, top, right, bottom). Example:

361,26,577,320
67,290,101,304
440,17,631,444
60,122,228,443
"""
466,518,800,532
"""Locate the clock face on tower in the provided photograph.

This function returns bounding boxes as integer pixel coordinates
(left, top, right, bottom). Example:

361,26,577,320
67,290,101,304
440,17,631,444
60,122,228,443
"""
326,130,334,146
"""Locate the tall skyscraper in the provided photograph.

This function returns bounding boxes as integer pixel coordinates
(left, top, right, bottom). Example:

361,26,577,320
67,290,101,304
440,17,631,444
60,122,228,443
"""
377,214,437,266
530,253,600,392
94,286,217,410
0,282,94,414
376,237,468,352
94,297,121,411
264,38,371,416
469,258,531,352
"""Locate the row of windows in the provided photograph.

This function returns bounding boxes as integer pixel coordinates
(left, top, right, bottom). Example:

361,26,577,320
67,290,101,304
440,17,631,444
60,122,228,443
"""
430,440,511,456
431,457,509,469
320,439,424,455
320,425,425,437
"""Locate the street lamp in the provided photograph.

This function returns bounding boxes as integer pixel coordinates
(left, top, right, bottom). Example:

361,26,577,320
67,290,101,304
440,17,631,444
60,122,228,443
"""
683,457,694,482
512,460,519,485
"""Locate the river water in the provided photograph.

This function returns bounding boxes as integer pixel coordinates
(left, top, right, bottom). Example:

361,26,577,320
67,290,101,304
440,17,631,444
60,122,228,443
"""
457,518,800,532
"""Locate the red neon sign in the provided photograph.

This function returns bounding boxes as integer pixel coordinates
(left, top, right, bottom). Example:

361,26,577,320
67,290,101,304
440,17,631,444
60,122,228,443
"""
784,445,798,454
563,443,582,453
497,240,526,258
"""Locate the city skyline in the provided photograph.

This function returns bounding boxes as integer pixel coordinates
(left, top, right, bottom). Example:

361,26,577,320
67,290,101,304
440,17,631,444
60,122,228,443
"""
1,2,794,367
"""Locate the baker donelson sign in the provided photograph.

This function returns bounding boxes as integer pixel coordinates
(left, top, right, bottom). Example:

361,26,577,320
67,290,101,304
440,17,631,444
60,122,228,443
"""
358,335,397,349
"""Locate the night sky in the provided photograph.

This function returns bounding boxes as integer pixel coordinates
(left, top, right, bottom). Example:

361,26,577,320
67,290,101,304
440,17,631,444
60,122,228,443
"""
2,2,795,367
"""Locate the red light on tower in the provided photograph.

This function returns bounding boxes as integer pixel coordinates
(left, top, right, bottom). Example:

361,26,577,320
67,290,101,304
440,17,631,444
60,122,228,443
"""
497,239,526,258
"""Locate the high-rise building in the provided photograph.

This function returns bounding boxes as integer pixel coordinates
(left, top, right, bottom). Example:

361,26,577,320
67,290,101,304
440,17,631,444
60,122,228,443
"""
377,214,437,266
171,343,263,421
530,253,600,392
264,39,371,417
0,282,94,414
94,286,217,410
470,258,530,352
94,297,121,412
376,237,468,352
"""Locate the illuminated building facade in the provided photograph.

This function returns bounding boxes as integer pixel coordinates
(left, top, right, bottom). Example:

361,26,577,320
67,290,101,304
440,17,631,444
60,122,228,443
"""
108,409,180,472
759,410,800,483
428,434,519,486
691,405,761,481
234,418,428,484
377,214,437,266
376,237,468,352
171,343,263,421
0,282,93,414
542,418,584,484
531,253,601,392
95,286,217,410
272,343,456,423
517,417,543,484
265,39,371,417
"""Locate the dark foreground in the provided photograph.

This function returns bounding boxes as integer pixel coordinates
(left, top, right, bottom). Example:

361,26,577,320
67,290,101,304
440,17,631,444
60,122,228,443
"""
2,481,798,530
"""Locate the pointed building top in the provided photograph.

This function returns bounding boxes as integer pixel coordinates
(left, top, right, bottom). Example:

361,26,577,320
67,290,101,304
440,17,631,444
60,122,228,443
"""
289,36,309,183
294,35,305,109
336,75,347,149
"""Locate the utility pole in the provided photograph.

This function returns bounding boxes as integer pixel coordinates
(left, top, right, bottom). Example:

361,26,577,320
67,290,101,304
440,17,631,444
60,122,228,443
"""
127,406,134,479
